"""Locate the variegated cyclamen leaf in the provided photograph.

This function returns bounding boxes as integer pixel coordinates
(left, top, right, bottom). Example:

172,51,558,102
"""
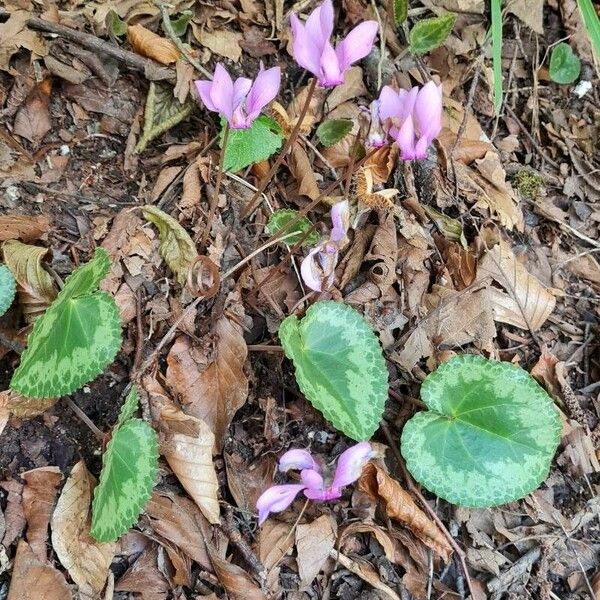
10,248,122,398
117,386,139,426
401,355,561,508
279,301,388,441
265,209,320,247
0,264,16,317
91,418,159,542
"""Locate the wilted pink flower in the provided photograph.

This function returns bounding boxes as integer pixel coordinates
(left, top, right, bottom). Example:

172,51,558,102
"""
300,200,349,292
290,0,378,88
378,81,443,160
256,443,374,525
366,100,388,149
195,63,281,129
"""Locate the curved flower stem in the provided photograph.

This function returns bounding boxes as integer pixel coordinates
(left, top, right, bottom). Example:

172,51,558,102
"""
240,77,318,219
199,123,230,250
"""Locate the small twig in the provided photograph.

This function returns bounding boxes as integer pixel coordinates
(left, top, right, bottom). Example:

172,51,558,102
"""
155,1,212,78
66,398,104,441
241,77,318,218
247,344,284,352
27,17,176,84
199,123,229,250
221,506,267,586
451,61,481,157
503,105,560,169
380,421,476,600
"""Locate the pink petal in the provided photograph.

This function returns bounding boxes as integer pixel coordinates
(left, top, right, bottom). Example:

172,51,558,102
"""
232,77,252,110
378,86,403,122
245,66,281,122
210,63,235,122
398,86,419,122
290,13,322,76
195,80,218,112
335,20,378,72
414,135,429,159
301,468,324,491
331,442,374,489
319,39,344,87
300,246,324,292
279,449,320,473
256,484,307,525
414,81,443,142
395,114,417,160
330,200,350,243
317,0,335,43
304,486,342,501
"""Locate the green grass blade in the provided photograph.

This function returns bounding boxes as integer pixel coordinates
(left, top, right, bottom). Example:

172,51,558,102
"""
491,0,503,115
577,0,600,59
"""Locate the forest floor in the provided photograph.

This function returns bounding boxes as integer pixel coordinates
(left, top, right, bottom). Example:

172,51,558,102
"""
0,0,599,599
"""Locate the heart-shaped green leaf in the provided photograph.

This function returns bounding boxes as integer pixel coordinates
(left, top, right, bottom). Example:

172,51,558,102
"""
409,12,456,55
0,264,16,317
279,301,388,441
118,386,140,426
10,248,122,398
266,209,320,246
316,119,353,147
91,417,159,542
401,355,561,507
549,42,581,84
221,115,283,172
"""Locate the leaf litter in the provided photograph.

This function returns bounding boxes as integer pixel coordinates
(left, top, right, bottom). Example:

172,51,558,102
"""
0,0,598,598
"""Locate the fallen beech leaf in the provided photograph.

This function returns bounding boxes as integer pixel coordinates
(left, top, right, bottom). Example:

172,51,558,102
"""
258,520,294,590
1,479,26,548
166,313,249,451
434,235,476,290
477,239,556,331
127,24,180,64
194,27,243,62
296,514,337,586
13,78,52,146
114,544,169,596
52,461,114,597
0,11,48,73
2,240,58,323
2,389,57,418
208,546,267,600
22,466,62,562
224,451,276,514
289,144,320,200
340,523,396,562
358,462,453,562
141,205,198,285
0,215,50,242
8,540,72,600
158,399,220,524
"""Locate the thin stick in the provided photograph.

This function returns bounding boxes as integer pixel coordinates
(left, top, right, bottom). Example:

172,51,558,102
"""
199,123,229,249
155,1,212,78
451,61,481,157
27,18,176,84
66,398,104,441
380,421,476,600
240,78,318,218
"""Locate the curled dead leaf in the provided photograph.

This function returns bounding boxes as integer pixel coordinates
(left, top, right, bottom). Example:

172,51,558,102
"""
0,215,50,242
187,255,220,299
2,389,57,418
13,78,52,146
208,545,267,600
51,461,114,597
358,462,453,562
127,24,180,64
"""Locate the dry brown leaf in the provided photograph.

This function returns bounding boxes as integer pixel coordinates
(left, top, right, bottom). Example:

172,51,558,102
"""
51,461,114,597
0,215,50,242
127,24,180,65
166,313,248,451
340,522,396,562
289,143,320,200
22,466,62,562
1,479,25,548
506,0,543,33
8,540,72,600
194,27,243,62
115,544,169,597
2,389,57,418
258,520,294,590
180,162,202,209
143,490,216,571
208,546,267,600
295,514,337,586
359,462,453,562
157,399,220,524
434,235,476,290
0,11,48,73
151,165,183,201
13,78,52,146
477,239,556,331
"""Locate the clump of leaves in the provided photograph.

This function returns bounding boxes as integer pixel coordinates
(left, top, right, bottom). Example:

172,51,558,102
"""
266,209,320,246
401,355,561,507
10,248,122,398
91,386,159,542
220,115,283,172
514,170,544,199
279,301,388,441
0,264,16,317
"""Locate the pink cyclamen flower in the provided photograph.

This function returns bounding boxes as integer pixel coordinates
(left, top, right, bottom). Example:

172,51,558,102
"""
256,443,374,525
195,63,281,129
366,100,388,149
300,200,349,292
290,0,378,88
378,81,443,160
